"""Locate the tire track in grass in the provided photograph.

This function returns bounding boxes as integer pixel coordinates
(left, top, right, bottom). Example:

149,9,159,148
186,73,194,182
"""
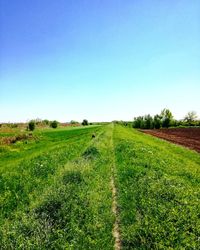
111,125,121,250
111,173,121,250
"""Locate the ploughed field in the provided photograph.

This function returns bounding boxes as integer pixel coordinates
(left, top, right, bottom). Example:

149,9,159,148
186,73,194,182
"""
0,124,199,249
141,127,200,153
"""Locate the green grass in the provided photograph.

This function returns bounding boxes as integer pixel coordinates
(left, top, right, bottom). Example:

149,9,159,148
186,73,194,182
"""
0,124,199,249
0,125,100,168
0,125,114,249
113,125,200,249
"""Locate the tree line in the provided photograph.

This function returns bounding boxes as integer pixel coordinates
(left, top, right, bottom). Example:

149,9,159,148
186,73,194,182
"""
27,119,90,131
132,109,200,129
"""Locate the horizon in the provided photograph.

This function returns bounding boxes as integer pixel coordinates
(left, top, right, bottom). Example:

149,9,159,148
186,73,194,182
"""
0,108,199,124
1,0,200,123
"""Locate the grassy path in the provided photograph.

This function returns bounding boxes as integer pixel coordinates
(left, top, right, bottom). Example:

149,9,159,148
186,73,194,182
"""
1,124,199,249
110,125,121,250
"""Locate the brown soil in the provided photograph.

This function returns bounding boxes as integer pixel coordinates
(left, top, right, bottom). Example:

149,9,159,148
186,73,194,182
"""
140,128,200,153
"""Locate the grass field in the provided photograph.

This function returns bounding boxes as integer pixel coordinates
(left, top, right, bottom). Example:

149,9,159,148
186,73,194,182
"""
0,124,199,249
113,125,200,249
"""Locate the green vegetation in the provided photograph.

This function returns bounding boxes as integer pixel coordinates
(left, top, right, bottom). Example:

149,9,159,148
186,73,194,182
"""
133,109,200,129
50,120,59,128
184,111,198,125
28,120,36,131
82,119,89,126
0,125,114,249
0,124,199,249
70,120,79,125
43,119,50,125
160,108,173,128
113,125,200,249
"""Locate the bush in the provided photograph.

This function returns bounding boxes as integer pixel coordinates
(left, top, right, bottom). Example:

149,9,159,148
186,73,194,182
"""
82,119,88,126
35,119,42,125
50,120,58,129
70,120,78,125
28,121,35,131
11,123,18,128
43,119,50,125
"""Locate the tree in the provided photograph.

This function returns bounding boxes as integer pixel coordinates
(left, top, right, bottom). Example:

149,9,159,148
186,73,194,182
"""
144,114,154,129
160,109,173,120
82,119,88,126
184,111,198,123
50,120,58,128
28,120,35,131
133,116,143,128
160,109,173,128
153,114,162,129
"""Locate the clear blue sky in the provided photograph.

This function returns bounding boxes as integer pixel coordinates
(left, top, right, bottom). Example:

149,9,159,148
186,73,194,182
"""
0,0,200,122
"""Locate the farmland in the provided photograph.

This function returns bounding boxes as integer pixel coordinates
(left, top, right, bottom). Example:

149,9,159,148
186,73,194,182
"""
0,124,199,249
140,128,200,153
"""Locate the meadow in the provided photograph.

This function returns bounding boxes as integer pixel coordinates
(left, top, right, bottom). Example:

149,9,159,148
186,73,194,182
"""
0,124,199,249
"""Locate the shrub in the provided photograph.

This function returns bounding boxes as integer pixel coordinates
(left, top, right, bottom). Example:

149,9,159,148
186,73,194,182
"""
70,120,78,125
43,119,50,125
28,121,35,131
11,123,18,128
82,119,88,126
37,119,42,125
50,120,58,129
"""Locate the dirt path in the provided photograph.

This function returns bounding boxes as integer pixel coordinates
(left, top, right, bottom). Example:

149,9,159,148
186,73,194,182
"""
110,127,121,250
111,173,121,250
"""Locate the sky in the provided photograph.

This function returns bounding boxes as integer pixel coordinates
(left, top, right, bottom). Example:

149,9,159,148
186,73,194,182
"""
0,0,200,122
